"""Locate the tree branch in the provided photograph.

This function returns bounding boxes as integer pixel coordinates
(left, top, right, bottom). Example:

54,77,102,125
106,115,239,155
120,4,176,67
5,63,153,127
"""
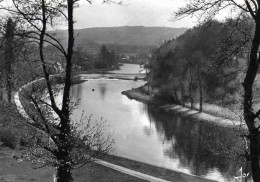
245,0,256,18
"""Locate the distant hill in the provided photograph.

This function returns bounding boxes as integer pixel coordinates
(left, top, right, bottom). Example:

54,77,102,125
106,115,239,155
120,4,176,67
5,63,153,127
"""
49,26,187,51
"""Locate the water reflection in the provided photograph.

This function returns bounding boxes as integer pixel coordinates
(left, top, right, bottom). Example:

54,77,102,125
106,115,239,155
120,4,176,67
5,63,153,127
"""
98,81,107,100
71,83,83,99
148,108,251,181
70,80,252,181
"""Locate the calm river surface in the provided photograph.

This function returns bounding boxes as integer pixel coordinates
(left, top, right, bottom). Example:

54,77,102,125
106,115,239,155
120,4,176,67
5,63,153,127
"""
69,64,250,182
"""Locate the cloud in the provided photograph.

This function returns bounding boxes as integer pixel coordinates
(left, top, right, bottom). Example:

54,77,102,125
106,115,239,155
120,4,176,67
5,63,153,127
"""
72,0,195,29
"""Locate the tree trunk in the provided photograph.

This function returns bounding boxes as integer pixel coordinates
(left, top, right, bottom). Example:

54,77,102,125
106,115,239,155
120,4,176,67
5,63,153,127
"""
56,150,73,182
56,1,74,181
7,73,11,103
174,89,178,102
148,69,153,95
56,163,72,182
6,54,12,103
37,0,74,181
198,63,202,112
0,88,2,100
250,130,260,182
56,120,73,182
171,75,179,102
179,80,185,106
4,18,14,103
62,0,73,112
243,18,260,182
199,89,202,112
189,63,193,110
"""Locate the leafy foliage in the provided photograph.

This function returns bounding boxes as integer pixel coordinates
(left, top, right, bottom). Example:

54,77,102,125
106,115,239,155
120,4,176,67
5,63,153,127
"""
95,45,118,69
150,19,250,106
0,129,19,149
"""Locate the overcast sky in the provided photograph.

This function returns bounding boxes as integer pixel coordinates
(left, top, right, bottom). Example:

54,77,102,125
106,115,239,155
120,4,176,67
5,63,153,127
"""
70,0,197,29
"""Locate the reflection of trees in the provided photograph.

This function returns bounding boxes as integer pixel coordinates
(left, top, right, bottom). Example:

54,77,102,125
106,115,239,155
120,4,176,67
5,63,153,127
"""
143,105,154,137
98,82,107,100
148,108,248,180
71,83,83,100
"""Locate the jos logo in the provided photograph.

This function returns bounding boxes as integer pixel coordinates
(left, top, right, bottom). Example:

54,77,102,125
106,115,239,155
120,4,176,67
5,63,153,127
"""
234,167,249,182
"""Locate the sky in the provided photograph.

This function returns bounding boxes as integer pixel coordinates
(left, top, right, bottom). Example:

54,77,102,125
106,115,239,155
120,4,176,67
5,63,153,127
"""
71,0,197,29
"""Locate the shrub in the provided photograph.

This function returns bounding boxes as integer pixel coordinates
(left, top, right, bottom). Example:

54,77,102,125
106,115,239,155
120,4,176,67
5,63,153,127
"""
19,133,42,148
0,129,19,149
154,85,180,103
20,136,32,147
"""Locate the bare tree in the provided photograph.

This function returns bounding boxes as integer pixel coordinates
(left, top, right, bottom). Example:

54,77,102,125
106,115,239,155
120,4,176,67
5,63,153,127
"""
1,0,116,181
174,1,260,181
188,62,194,110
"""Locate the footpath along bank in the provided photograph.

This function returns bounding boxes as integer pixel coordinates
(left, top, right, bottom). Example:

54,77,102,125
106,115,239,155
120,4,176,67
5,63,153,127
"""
122,86,247,130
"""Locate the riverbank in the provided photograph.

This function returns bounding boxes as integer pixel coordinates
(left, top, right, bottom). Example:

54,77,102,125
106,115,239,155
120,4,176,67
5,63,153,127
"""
0,146,215,182
72,63,122,75
0,147,147,182
98,155,216,182
73,63,146,81
122,86,246,130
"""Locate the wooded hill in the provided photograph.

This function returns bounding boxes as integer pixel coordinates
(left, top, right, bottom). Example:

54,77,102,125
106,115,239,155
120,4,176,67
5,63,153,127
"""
49,26,187,53
149,19,253,110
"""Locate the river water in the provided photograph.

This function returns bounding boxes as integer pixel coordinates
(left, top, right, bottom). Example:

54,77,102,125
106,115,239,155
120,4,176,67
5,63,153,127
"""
69,64,250,182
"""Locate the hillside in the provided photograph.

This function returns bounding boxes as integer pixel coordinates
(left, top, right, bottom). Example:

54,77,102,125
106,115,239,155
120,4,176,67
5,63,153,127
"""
150,20,248,108
49,26,187,50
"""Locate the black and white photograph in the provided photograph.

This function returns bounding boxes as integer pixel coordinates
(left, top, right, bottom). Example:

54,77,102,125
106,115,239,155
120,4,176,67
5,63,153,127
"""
0,0,259,181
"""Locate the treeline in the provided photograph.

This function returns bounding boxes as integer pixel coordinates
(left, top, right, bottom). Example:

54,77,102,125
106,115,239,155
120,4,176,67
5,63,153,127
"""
149,19,253,111
72,45,119,70
107,44,153,54
94,45,118,69
0,18,41,102
0,2,115,181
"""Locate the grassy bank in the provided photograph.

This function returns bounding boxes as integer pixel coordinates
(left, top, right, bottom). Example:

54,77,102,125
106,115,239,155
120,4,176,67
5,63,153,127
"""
0,145,215,182
99,155,216,182
0,148,148,182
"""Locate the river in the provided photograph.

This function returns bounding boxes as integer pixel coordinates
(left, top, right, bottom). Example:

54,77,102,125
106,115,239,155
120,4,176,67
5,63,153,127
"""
69,64,250,182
